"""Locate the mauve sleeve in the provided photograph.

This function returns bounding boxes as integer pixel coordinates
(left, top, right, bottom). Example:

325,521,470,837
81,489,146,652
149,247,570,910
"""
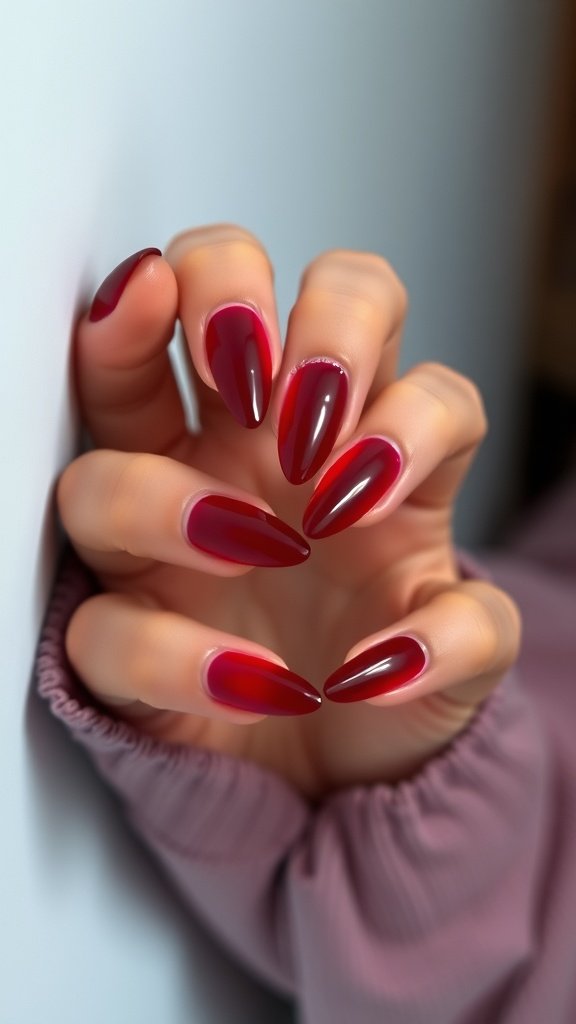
35,544,560,1024
35,546,310,997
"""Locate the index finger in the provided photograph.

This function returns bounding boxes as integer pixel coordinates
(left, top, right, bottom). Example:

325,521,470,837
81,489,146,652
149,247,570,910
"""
165,224,283,429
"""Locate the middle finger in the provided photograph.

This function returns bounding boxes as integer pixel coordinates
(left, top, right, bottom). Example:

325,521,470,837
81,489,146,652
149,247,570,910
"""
272,249,407,484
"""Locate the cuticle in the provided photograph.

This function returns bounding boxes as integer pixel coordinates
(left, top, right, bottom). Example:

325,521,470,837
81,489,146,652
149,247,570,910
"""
180,488,214,545
181,490,276,548
353,632,430,679
202,299,264,332
293,355,349,375
401,632,431,677
202,300,275,383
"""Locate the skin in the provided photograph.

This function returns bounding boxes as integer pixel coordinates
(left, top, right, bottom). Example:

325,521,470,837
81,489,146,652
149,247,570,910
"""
57,224,522,801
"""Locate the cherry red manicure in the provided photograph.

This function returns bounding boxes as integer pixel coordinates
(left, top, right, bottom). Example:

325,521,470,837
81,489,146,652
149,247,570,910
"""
323,636,427,702
88,247,162,322
278,360,349,484
302,436,402,539
205,304,273,428
204,650,322,716
185,494,310,566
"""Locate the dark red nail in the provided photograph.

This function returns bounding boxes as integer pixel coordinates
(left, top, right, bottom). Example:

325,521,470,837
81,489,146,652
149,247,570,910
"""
324,636,427,702
88,248,162,322
185,494,310,566
302,436,402,539
205,304,272,428
278,360,349,484
204,650,322,716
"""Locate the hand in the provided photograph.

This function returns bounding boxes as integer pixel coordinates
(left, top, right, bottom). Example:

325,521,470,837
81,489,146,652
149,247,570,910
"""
56,225,521,799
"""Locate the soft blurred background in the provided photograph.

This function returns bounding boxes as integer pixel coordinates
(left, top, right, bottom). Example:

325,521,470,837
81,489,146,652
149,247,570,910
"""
1,1,574,1021
515,17,576,513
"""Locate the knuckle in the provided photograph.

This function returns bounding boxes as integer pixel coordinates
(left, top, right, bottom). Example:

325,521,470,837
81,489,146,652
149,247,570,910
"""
166,224,273,277
300,250,408,325
461,584,522,674
405,364,455,425
490,586,523,666
460,590,502,668
124,614,164,688
167,222,263,253
107,454,156,552
64,594,105,669
407,363,488,444
448,369,488,440
55,463,77,522
296,286,382,330
55,453,95,528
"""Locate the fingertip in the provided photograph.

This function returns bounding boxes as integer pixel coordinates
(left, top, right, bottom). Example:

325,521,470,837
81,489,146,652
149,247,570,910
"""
323,634,429,704
202,647,322,717
203,302,275,428
78,252,178,365
87,248,164,323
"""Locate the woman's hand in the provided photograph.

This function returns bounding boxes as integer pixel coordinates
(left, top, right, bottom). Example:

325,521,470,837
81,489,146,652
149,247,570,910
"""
56,225,521,799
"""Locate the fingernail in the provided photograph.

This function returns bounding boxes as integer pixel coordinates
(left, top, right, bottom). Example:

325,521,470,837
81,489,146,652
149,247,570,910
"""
302,436,402,539
204,650,322,716
324,636,428,702
278,360,349,484
184,494,310,566
205,304,273,428
88,248,162,322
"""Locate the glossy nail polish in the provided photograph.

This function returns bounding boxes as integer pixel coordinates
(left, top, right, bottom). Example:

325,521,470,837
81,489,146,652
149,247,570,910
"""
204,650,322,715
205,304,273,428
302,436,402,539
278,360,349,484
88,248,162,322
185,494,310,566
324,636,427,702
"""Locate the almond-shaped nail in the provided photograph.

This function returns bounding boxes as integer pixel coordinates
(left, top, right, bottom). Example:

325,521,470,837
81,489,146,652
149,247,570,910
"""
324,636,427,702
205,304,273,428
302,436,402,539
204,650,322,715
88,248,162,322
184,494,310,566
278,360,349,484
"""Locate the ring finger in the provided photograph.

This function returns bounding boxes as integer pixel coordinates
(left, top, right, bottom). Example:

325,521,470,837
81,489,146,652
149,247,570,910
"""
301,361,488,539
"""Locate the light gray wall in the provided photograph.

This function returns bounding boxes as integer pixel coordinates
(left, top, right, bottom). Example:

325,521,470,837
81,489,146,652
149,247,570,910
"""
1,1,561,1021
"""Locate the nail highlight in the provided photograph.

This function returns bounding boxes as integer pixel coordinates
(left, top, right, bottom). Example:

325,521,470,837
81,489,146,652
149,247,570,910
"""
278,360,349,484
88,247,162,322
204,650,322,716
184,494,310,566
205,304,273,428
302,436,402,539
323,636,428,702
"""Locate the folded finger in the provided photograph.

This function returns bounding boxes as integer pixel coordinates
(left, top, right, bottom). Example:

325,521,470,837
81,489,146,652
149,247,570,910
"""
66,592,321,722
165,224,282,429
57,449,310,577
323,578,521,708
